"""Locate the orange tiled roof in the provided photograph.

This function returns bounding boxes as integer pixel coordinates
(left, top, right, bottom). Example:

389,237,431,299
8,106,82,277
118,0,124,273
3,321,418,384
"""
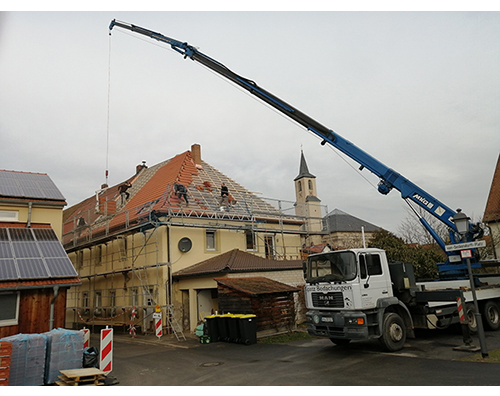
484,154,500,223
63,145,301,245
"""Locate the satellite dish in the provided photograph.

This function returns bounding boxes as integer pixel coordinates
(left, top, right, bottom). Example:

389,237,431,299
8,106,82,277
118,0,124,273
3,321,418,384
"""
178,237,192,253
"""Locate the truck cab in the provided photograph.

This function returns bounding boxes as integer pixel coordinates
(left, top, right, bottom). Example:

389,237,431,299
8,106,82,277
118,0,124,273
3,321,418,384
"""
304,248,415,351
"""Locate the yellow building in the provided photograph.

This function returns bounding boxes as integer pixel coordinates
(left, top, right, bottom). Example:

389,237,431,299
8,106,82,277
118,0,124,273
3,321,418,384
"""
63,144,309,334
0,170,66,238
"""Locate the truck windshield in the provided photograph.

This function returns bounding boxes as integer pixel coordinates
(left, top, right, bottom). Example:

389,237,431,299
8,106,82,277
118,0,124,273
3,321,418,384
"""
308,251,357,282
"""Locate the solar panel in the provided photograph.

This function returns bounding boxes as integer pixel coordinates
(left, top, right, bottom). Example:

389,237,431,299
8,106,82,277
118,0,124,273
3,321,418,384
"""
0,227,78,281
0,171,66,201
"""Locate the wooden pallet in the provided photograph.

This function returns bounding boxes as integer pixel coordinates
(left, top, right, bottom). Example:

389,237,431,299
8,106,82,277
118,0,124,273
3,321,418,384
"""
56,368,106,386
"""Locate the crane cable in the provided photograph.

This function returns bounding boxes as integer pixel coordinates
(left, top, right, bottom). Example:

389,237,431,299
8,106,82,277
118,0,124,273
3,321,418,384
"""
111,28,380,192
105,30,112,186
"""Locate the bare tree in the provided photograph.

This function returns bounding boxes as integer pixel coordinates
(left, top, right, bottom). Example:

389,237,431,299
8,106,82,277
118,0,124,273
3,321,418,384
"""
397,205,450,246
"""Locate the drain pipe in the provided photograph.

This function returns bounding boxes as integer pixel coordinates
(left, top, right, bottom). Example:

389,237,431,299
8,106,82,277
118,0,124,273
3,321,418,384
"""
27,202,33,228
49,285,60,330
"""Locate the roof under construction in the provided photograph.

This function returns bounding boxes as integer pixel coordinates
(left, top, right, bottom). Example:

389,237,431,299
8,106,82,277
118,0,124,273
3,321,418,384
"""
62,144,304,249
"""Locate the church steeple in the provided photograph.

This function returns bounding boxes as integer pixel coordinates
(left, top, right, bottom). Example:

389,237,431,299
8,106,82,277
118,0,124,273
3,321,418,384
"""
294,150,316,181
294,150,322,244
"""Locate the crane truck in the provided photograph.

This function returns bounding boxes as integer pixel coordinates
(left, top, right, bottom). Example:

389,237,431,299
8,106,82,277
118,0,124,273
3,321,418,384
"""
108,20,500,351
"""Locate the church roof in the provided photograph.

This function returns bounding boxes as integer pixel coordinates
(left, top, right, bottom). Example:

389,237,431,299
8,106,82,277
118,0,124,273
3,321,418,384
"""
324,208,381,233
294,151,316,181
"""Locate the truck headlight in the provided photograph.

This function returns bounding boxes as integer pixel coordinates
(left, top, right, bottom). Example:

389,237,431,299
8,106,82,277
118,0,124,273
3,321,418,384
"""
346,317,364,325
313,315,320,324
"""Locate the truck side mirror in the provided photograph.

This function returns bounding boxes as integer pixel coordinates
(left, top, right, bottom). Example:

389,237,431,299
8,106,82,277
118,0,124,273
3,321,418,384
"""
361,254,372,288
302,261,307,279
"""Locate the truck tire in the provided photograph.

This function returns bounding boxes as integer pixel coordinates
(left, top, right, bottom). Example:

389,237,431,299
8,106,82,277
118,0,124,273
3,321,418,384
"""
466,303,478,334
482,301,500,331
379,312,406,352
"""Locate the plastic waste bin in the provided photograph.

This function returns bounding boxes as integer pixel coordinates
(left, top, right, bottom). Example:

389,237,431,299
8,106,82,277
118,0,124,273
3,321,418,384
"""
218,314,234,342
227,314,241,343
238,314,257,345
205,315,221,342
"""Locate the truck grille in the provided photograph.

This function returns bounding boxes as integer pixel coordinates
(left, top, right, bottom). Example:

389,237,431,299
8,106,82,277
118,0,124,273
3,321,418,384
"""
312,292,344,308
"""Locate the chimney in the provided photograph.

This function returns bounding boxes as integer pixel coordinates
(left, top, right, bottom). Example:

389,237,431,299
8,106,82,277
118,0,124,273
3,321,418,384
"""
191,144,202,165
136,161,147,174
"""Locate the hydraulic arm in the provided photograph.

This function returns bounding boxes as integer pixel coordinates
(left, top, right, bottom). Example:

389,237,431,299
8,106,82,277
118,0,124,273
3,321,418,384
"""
109,19,483,276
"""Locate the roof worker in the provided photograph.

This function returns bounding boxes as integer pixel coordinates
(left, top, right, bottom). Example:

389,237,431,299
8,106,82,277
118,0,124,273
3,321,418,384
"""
219,182,229,210
119,181,132,206
175,183,189,205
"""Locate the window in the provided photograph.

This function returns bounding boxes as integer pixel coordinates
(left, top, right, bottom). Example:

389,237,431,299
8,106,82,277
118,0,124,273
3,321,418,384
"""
82,292,89,308
0,292,20,326
245,230,256,251
264,235,275,259
131,288,139,307
308,180,313,190
206,230,216,251
0,210,18,222
93,245,102,266
109,290,116,307
95,291,102,307
76,250,84,269
359,254,383,279
298,181,302,192
119,237,127,261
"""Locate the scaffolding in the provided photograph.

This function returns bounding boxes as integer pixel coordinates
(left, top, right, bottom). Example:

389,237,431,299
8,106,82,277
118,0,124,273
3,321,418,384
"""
63,169,329,335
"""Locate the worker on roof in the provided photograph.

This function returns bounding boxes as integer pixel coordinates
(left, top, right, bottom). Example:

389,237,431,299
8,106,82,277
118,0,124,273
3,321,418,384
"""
119,181,132,206
175,183,189,205
219,183,229,210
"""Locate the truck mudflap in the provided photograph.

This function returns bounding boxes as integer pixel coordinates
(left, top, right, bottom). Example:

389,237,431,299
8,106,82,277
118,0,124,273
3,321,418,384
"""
306,310,370,340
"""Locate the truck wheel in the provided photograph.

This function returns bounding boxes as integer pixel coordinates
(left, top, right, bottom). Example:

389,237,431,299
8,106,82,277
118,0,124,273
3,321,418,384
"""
482,301,500,331
379,312,406,352
466,303,478,334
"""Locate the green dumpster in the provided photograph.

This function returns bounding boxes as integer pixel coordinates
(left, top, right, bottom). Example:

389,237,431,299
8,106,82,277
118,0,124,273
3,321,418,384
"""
238,314,257,345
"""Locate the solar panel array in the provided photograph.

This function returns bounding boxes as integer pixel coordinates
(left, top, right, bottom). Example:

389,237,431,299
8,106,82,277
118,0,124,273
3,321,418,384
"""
0,227,78,280
0,171,66,201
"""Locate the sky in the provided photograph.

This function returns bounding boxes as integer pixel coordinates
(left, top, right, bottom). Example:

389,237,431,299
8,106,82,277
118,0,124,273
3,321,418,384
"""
1,7,499,236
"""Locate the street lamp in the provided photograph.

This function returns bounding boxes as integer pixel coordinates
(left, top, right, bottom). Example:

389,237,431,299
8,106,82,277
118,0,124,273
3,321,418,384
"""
452,209,488,358
452,208,469,236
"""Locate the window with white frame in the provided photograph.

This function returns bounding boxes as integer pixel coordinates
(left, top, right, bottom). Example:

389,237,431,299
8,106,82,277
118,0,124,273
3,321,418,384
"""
0,292,20,326
245,229,256,251
206,230,216,251
0,210,18,222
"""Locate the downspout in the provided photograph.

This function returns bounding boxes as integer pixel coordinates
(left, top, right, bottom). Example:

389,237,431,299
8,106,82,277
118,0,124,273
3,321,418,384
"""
27,202,33,228
49,285,60,330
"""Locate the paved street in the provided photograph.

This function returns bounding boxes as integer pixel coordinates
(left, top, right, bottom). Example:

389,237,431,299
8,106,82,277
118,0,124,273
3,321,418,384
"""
91,328,500,386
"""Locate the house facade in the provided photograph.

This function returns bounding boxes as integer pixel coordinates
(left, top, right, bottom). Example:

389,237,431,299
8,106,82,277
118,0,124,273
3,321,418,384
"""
63,144,310,333
0,170,79,338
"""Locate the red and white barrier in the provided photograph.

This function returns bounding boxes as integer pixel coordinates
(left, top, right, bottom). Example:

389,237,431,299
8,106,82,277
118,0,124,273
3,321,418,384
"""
456,297,467,323
100,326,113,373
82,327,90,349
155,316,162,339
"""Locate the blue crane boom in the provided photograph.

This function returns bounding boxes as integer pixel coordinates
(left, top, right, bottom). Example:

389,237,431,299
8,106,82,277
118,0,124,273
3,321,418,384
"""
109,19,484,277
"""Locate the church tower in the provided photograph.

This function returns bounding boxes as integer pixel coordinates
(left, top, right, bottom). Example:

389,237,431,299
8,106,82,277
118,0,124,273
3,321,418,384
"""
294,151,323,245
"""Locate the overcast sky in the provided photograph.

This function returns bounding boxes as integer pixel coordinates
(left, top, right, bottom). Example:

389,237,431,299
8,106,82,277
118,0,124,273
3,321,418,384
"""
1,8,499,236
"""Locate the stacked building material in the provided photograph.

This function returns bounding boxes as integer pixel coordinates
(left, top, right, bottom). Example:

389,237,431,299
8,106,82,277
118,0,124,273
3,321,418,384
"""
0,342,12,386
0,334,46,386
44,328,84,384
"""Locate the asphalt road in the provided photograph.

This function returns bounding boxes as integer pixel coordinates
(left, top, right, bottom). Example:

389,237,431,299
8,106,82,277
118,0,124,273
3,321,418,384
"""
94,328,500,386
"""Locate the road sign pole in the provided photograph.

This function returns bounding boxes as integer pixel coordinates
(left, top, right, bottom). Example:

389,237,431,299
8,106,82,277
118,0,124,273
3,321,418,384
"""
465,256,488,358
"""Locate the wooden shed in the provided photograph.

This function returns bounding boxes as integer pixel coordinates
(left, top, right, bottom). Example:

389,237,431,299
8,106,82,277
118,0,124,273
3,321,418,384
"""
214,277,299,334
